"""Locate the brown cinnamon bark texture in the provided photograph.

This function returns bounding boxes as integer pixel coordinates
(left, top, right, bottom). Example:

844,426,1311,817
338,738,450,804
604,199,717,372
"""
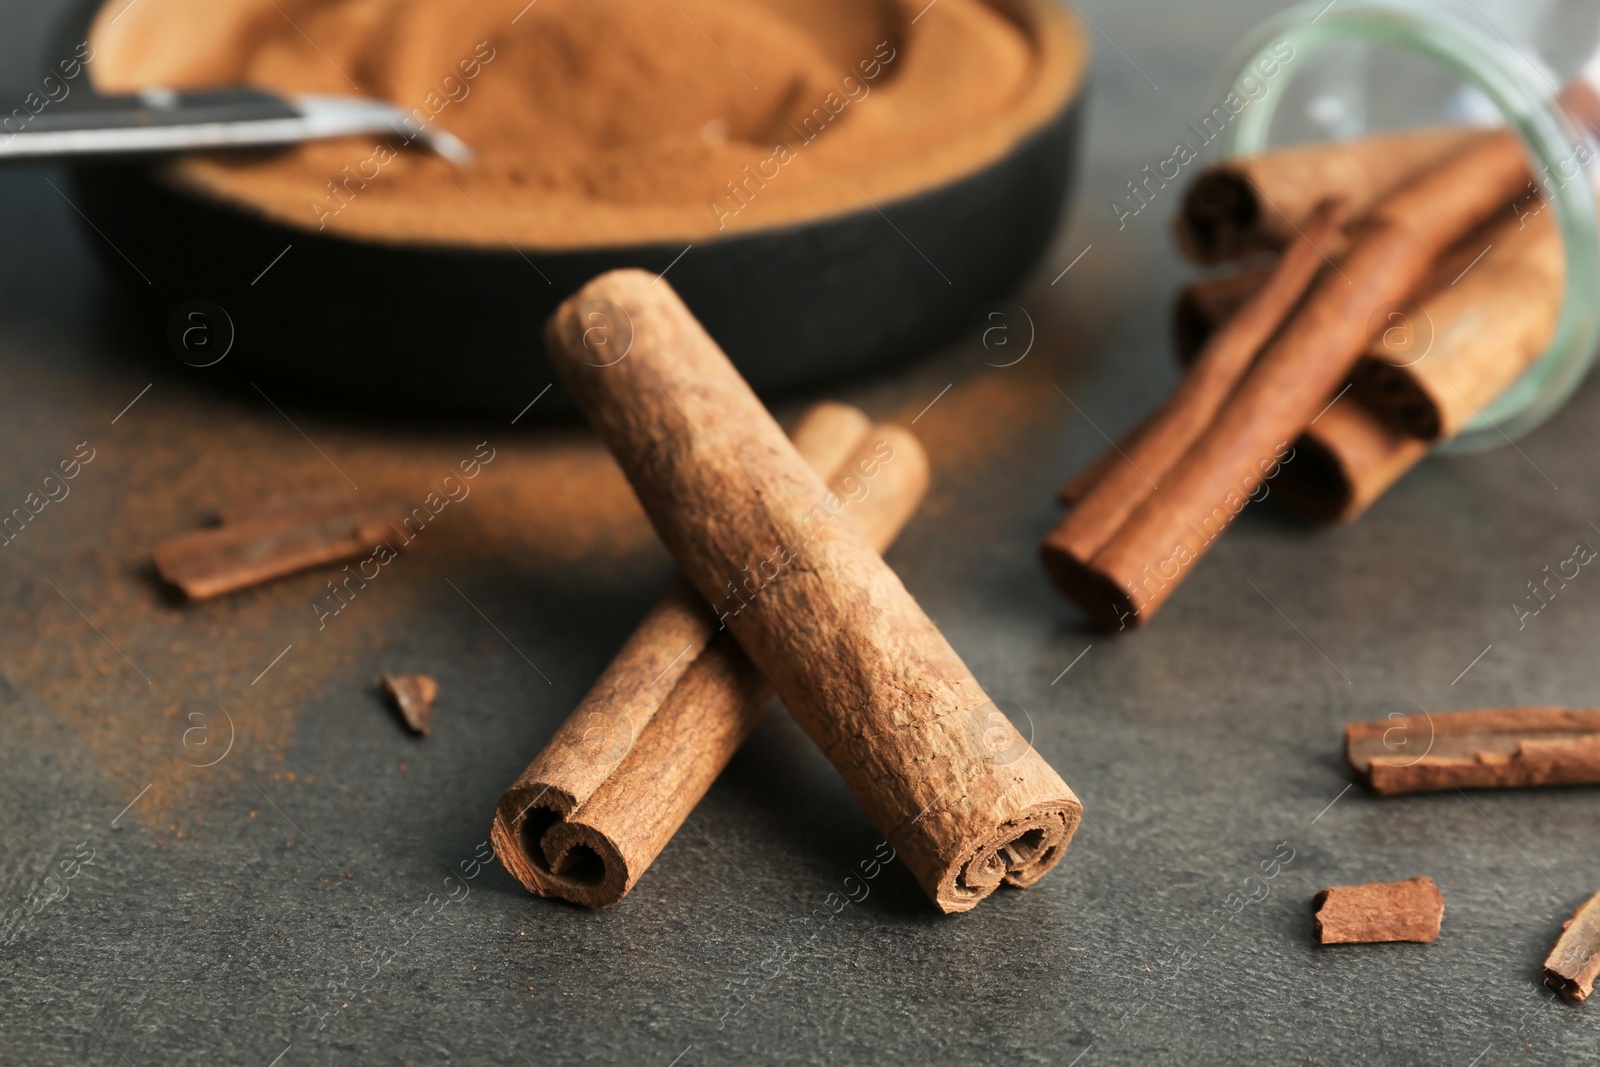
1172,271,1429,523
1346,708,1600,795
1043,200,1343,579
1051,131,1531,629
493,401,872,851
491,402,889,906
493,424,929,908
1313,877,1444,944
1353,208,1563,440
545,270,1081,912
1175,126,1487,263
1545,888,1600,1002
382,673,438,735
153,493,402,599
1277,395,1429,524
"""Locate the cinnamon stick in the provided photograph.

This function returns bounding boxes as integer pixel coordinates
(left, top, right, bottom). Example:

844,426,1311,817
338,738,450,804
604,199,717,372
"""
492,400,872,853
1176,126,1488,263
1277,395,1429,524
487,400,872,902
1172,268,1428,522
493,422,930,907
1048,130,1532,629
1312,877,1444,945
1173,265,1274,363
1043,200,1343,576
153,493,402,599
1353,208,1563,439
1545,888,1600,1002
1346,708,1600,796
545,270,1081,912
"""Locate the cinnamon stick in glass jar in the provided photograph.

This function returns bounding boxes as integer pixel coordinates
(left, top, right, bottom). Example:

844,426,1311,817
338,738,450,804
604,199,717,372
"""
1353,208,1564,440
1042,200,1344,583
545,270,1082,913
1277,395,1429,524
1175,126,1489,263
1053,131,1532,628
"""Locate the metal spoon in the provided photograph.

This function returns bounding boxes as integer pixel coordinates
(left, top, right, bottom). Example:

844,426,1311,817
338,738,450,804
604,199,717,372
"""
0,85,473,163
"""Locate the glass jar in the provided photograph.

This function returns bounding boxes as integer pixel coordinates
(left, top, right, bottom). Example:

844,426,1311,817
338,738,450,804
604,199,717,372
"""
1216,0,1600,451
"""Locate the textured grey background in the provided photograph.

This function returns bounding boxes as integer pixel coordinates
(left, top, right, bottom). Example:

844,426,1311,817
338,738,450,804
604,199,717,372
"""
3,0,1600,1064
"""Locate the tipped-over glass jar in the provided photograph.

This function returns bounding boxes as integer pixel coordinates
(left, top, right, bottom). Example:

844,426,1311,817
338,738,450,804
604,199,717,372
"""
1216,0,1600,451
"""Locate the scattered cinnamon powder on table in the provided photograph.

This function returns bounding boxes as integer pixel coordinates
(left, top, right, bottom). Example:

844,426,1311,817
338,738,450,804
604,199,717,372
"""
89,0,1086,248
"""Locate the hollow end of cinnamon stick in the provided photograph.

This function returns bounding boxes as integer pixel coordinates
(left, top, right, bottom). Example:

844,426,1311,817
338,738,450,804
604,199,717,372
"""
1175,169,1268,264
491,786,631,909
938,802,1078,908
1039,534,1138,631
1275,396,1429,526
1352,358,1444,440
1272,429,1354,524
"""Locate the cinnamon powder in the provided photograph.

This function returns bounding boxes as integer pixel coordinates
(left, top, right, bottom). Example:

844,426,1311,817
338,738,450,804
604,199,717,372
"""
88,0,1086,248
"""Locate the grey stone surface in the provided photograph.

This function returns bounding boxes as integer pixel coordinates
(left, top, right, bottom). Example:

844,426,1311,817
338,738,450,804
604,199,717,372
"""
3,0,1600,1063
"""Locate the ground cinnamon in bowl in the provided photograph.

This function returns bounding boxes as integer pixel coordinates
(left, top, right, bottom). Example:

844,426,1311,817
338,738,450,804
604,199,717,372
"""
88,0,1087,250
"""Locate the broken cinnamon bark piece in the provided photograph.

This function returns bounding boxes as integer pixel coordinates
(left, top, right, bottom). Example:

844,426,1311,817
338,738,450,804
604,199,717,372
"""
383,673,438,735
153,493,401,599
1313,877,1444,944
1345,708,1600,796
1544,889,1600,1002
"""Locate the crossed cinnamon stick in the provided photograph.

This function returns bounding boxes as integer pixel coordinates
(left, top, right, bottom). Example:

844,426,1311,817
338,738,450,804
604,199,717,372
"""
493,273,1081,912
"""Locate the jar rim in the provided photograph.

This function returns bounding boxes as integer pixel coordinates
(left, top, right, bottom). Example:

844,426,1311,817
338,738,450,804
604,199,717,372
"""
1216,0,1600,451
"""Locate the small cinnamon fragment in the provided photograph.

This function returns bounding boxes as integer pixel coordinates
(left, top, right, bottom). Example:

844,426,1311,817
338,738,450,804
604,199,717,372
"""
1545,888,1600,1002
153,493,399,599
1313,877,1444,945
545,270,1081,912
1176,126,1488,263
1346,708,1600,795
1043,200,1344,584
383,673,439,735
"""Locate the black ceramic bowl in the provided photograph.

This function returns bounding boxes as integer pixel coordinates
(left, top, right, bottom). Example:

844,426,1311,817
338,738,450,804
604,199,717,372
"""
64,4,1088,415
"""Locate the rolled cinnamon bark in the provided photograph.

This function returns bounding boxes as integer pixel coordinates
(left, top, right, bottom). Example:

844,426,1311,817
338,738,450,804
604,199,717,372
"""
1176,126,1488,263
1050,131,1531,628
1044,200,1343,572
1167,281,1429,522
1060,265,1272,505
1545,888,1600,1002
1277,396,1429,524
1346,707,1600,795
492,424,930,907
493,401,871,839
1353,208,1563,440
546,270,1081,912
